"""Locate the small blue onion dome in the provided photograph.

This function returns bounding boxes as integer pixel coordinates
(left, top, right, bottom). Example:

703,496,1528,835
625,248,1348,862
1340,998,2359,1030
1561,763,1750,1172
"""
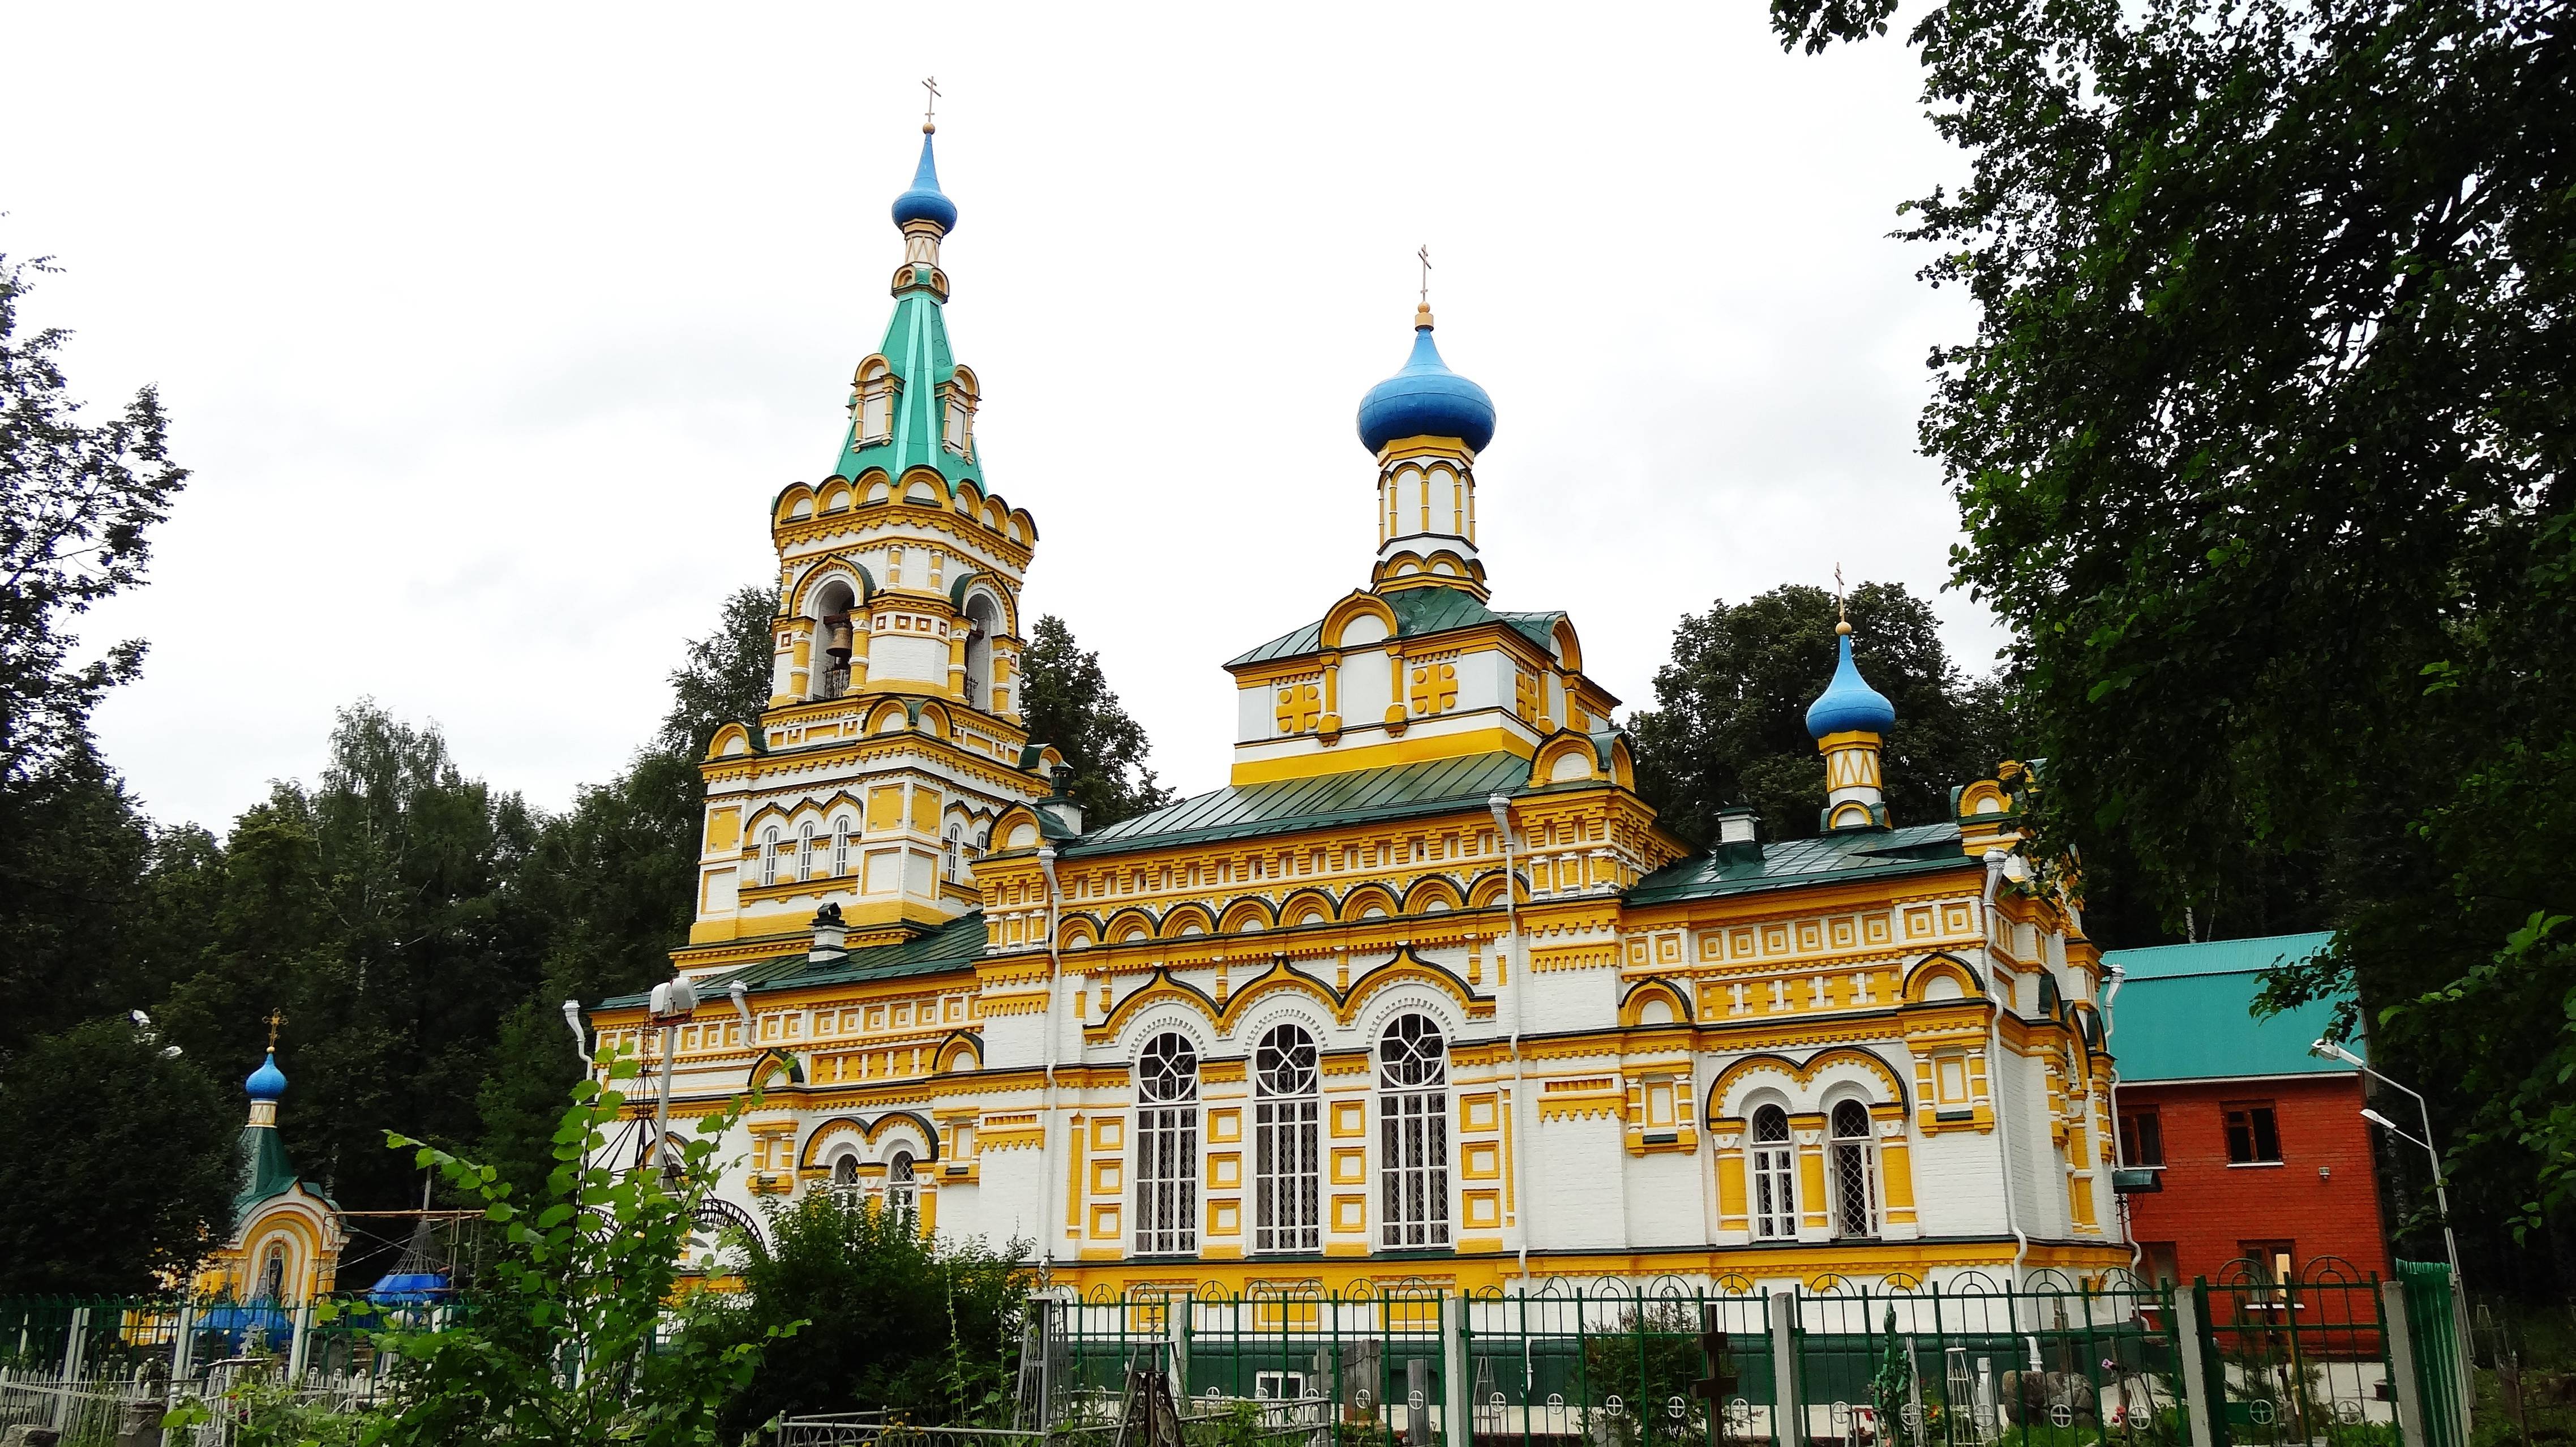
1805,627,1897,739
1356,307,1497,455
890,130,958,234
246,1049,288,1102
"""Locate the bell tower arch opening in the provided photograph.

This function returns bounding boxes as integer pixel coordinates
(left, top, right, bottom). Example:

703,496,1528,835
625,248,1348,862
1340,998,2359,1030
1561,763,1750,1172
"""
812,578,860,699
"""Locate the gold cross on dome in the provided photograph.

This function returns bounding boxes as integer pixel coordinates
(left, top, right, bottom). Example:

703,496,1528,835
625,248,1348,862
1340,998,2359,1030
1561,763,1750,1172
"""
264,1009,286,1050
922,76,941,129
1418,246,1433,306
1834,563,1847,623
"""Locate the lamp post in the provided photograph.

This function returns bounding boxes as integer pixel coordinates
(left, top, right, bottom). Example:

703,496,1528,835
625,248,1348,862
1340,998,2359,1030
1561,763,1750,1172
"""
2310,1039,2474,1424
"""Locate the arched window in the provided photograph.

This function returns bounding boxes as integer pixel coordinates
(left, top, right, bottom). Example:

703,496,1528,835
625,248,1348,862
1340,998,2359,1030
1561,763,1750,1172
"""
760,827,779,887
963,594,999,709
259,1243,287,1302
1829,1099,1880,1239
944,823,962,884
1378,1014,1450,1249
813,579,858,700
830,1154,861,1205
1751,1105,1797,1240
1254,1024,1320,1253
1134,1033,1199,1255
888,1149,918,1217
833,817,854,876
799,822,816,881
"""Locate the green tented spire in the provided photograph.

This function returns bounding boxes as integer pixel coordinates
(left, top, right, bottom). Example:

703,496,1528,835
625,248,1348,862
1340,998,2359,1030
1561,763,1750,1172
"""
828,130,985,486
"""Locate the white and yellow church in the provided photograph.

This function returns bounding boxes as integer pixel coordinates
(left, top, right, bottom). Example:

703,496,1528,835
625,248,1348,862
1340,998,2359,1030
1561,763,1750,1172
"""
591,122,2126,1297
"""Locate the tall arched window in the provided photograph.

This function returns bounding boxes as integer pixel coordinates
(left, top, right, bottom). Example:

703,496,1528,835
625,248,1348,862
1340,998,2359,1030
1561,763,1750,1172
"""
1751,1105,1797,1240
1254,1024,1320,1253
1134,1033,1199,1255
888,1149,918,1217
833,817,854,876
830,1154,861,1205
1378,1014,1450,1248
760,827,780,887
259,1243,287,1302
1829,1100,1880,1239
798,822,817,881
944,823,962,883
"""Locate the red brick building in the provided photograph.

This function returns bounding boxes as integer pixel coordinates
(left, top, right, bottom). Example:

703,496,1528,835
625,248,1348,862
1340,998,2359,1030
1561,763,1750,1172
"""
2103,932,2392,1288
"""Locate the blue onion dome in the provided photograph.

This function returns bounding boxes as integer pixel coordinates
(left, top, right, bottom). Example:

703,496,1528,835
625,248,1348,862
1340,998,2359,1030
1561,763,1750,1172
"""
1805,625,1897,739
1356,306,1498,455
890,129,958,233
245,1049,288,1102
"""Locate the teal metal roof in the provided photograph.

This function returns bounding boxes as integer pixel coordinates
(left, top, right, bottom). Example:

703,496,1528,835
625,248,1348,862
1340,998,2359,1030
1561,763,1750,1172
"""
1065,751,1533,858
234,1123,310,1227
2102,931,2352,1083
1227,588,1565,668
605,912,992,1007
1626,821,1974,904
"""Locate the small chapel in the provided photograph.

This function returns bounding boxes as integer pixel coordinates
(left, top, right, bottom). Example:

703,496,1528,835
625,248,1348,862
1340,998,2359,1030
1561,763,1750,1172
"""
590,120,2125,1297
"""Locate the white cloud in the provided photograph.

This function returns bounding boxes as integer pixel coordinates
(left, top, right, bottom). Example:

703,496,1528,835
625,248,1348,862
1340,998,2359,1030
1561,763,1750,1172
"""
4,0,2006,830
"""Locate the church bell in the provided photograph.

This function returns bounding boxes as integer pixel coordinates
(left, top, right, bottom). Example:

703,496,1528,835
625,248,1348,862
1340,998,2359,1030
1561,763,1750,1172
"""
822,615,855,664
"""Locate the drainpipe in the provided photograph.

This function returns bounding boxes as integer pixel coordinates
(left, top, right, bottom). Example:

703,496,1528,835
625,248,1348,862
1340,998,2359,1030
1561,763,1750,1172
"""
2099,958,2142,1278
1982,849,2029,1286
1037,844,1063,1272
1487,794,1533,1287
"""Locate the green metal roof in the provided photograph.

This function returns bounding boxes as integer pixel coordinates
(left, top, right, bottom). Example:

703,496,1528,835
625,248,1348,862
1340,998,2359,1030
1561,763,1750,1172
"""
1227,588,1565,668
826,267,984,487
233,1124,307,1227
1626,821,1975,904
606,911,995,1008
1065,751,1534,858
2101,931,2354,1083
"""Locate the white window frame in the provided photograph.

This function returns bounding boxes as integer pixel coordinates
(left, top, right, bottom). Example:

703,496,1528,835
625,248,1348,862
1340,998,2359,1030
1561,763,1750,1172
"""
1751,1104,1797,1240
1134,1033,1199,1256
833,817,853,876
1377,1013,1451,1249
887,1149,917,1216
760,827,779,887
1254,1024,1321,1254
799,822,816,881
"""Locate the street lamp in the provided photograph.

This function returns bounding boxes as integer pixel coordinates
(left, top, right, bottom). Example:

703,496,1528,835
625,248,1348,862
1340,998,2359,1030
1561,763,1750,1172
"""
2311,1038,2473,1422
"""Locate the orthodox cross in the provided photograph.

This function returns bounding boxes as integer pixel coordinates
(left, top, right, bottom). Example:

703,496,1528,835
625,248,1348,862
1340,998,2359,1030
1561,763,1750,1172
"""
264,1009,286,1050
1418,246,1433,306
922,75,941,129
1835,563,1848,624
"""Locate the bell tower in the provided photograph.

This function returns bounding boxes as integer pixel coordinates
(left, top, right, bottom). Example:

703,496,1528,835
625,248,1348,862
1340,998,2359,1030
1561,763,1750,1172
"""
675,118,1063,971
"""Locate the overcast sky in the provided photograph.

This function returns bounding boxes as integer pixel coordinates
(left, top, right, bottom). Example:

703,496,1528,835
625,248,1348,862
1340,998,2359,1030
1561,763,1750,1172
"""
3,2,2001,833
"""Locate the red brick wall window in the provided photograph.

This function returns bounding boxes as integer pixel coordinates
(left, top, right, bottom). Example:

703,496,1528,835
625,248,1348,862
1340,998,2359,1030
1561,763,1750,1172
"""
2120,1110,2165,1166
2239,1240,2296,1303
2224,1102,2283,1163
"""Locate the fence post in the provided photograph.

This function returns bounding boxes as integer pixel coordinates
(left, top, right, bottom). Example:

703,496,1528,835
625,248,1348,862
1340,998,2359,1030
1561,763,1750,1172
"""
2171,1288,2217,1447
54,1304,91,1431
1769,1292,1797,1447
288,1298,315,1382
1443,1295,1470,1447
2381,1280,2426,1447
170,1302,197,1412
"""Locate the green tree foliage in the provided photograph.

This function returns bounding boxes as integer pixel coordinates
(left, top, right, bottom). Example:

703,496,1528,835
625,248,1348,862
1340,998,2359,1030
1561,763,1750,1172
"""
1628,582,2011,846
1767,0,2576,1251
702,1195,1031,1437
0,1016,233,1295
0,253,187,782
0,254,190,1056
348,1060,788,1446
1018,614,1175,828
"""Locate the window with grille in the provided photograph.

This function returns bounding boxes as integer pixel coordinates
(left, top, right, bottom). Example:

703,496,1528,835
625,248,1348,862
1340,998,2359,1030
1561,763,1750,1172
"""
888,1150,917,1216
1378,1014,1450,1249
830,1154,861,1204
2224,1103,2282,1163
760,827,779,887
1254,1024,1321,1253
1751,1105,1797,1240
833,818,853,876
1828,1099,1879,1238
1134,1033,1199,1255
